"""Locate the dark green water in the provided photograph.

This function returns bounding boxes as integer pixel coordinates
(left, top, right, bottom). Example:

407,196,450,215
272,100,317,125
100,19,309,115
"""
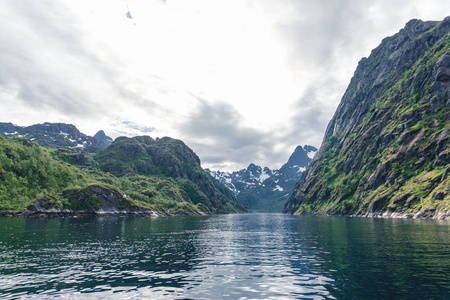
0,214,449,299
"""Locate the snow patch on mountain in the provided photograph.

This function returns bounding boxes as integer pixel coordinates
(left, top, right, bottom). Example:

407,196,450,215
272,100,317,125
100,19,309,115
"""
307,150,317,159
293,165,307,173
305,145,318,159
273,185,283,192
0,122,107,153
59,131,69,137
206,145,318,212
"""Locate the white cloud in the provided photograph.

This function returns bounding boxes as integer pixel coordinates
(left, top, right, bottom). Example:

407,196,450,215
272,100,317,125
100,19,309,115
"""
0,0,449,171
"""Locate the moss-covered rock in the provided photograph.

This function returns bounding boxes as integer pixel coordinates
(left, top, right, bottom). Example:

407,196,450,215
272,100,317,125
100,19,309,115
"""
56,148,97,168
60,183,126,211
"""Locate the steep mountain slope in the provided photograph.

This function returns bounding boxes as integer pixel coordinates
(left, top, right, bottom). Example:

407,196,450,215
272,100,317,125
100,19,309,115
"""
208,145,317,212
93,130,113,148
0,135,245,215
267,145,318,192
0,122,105,153
95,136,245,213
284,17,450,218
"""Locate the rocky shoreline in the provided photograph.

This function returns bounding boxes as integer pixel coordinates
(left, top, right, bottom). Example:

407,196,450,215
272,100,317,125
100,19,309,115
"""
0,209,212,218
3,209,449,220
293,210,450,220
349,211,450,220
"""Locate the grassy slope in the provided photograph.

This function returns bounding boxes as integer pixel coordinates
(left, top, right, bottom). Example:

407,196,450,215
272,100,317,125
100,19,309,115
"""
94,136,245,213
0,135,244,213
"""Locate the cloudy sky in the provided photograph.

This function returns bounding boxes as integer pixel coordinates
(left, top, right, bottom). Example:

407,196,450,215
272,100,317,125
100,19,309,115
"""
1,0,449,171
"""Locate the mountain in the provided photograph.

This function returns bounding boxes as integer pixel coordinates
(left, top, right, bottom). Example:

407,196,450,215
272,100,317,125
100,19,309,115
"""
284,17,450,219
268,145,318,192
207,163,274,195
207,145,317,212
0,134,246,215
95,136,245,214
0,122,105,153
93,130,113,148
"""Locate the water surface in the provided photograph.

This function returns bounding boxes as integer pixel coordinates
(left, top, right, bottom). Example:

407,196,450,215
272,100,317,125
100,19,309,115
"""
0,214,448,299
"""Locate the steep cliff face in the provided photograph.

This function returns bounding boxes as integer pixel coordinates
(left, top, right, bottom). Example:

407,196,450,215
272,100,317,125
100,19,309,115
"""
284,17,450,218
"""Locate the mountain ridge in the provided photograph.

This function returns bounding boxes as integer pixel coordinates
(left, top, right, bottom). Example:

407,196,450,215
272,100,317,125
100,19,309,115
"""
0,131,246,216
0,122,110,153
207,145,317,212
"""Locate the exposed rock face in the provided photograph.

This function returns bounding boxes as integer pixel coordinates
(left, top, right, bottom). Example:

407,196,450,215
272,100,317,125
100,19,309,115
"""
207,145,317,212
56,148,97,168
24,184,205,217
212,163,274,194
269,145,318,191
62,184,125,212
27,184,126,213
94,130,113,148
284,17,450,218
0,122,104,153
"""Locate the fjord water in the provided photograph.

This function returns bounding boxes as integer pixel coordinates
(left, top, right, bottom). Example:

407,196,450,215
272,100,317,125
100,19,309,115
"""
0,214,448,299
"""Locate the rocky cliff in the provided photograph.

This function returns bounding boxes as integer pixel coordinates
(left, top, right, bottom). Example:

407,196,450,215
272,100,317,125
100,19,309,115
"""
284,17,450,219
208,145,317,212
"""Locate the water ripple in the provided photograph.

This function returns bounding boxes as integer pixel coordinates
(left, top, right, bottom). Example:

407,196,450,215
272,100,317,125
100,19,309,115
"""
0,214,448,299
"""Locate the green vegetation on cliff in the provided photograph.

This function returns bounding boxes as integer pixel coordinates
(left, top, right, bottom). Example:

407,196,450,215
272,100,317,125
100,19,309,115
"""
284,17,450,216
95,136,245,213
0,136,87,211
0,135,245,214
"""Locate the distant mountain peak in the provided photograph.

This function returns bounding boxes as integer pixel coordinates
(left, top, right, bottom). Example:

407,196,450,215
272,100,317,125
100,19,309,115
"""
0,122,105,153
93,130,113,148
285,145,318,167
206,144,317,212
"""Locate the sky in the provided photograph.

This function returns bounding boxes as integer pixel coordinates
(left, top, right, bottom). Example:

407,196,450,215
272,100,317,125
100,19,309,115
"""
0,0,449,171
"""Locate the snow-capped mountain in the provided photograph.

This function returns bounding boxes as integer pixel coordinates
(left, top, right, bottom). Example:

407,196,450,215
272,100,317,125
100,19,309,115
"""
0,122,111,153
207,164,276,195
206,145,318,212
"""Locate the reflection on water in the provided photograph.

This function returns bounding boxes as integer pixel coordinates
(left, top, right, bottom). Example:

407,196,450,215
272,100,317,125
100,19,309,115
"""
0,214,448,299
